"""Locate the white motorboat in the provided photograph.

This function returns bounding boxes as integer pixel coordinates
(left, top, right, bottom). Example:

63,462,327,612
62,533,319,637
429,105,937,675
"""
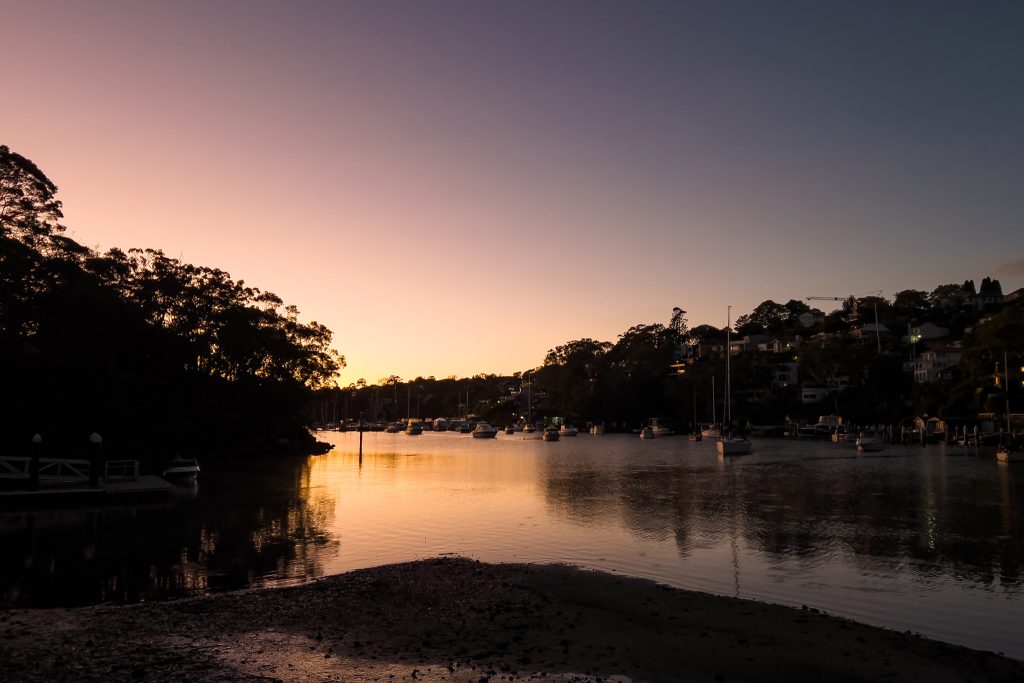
997,445,1022,463
700,424,721,439
542,426,560,441
640,426,655,439
471,422,498,438
162,457,200,481
559,424,579,437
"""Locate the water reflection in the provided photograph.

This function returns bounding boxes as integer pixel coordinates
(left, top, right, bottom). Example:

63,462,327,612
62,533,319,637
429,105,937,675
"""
1,433,1021,657
0,458,337,606
537,445,1022,593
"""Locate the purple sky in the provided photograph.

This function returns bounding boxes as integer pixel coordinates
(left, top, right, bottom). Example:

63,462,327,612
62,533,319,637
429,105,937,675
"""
4,1,1022,383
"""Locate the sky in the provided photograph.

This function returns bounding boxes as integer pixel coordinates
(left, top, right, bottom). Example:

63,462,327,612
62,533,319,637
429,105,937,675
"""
3,0,1023,385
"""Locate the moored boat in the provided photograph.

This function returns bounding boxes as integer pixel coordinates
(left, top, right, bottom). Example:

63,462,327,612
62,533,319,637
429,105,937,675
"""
162,457,200,482
471,422,498,438
405,420,423,435
717,436,751,456
855,434,884,453
559,424,579,437
542,426,560,441
640,426,655,439
997,444,1023,463
700,424,721,439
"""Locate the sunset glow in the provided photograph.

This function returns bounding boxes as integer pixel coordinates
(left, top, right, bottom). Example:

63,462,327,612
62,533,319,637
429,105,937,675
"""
4,1,1022,384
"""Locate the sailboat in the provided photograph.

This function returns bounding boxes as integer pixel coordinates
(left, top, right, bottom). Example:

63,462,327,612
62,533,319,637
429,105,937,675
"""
701,376,720,438
689,387,702,441
522,374,536,433
997,351,1021,463
717,306,752,457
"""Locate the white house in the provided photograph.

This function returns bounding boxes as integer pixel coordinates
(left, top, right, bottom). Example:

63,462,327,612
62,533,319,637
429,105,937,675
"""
913,344,962,383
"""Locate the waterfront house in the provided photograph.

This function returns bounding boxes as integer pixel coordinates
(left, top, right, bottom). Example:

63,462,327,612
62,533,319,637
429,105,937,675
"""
772,362,799,389
801,385,829,405
912,344,962,384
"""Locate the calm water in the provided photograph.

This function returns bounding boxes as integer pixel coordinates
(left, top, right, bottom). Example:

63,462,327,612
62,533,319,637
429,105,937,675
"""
2,431,1022,658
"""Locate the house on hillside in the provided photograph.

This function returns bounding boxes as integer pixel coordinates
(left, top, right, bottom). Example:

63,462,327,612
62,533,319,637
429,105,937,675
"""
912,344,962,384
772,362,799,388
801,385,829,405
906,322,949,344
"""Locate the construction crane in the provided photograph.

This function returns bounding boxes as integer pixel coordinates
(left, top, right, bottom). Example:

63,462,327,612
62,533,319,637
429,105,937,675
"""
805,291,884,353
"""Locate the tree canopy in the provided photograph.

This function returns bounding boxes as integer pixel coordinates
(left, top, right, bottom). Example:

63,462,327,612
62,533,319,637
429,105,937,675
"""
0,145,343,463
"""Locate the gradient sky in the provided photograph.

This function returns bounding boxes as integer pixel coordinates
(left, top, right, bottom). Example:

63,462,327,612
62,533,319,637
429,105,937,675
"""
4,1,1023,385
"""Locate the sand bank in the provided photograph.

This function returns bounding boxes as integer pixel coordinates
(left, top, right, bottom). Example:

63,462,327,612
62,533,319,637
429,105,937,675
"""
1,558,1020,682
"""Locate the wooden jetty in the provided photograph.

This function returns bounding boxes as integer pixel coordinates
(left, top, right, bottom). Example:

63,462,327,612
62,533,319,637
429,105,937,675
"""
0,457,173,508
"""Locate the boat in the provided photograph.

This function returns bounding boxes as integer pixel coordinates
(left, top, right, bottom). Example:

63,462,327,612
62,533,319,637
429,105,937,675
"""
855,434,884,453
542,426,560,441
405,420,423,435
700,376,720,438
559,424,579,437
717,435,752,456
504,426,515,435
432,418,449,432
689,389,702,440
522,424,537,434
700,424,721,439
717,306,752,457
640,426,655,439
471,422,498,438
457,422,474,433
995,367,1021,462
650,418,674,437
162,457,200,482
590,424,605,435
997,444,1023,463
384,423,402,434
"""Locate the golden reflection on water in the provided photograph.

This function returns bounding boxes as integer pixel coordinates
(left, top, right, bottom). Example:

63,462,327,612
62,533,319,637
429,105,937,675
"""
1,431,1023,658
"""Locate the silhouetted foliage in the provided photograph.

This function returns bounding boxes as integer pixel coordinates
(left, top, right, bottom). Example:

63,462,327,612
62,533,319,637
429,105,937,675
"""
0,146,342,466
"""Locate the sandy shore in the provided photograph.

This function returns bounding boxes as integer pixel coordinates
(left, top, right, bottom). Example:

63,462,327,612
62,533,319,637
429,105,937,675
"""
1,558,1020,682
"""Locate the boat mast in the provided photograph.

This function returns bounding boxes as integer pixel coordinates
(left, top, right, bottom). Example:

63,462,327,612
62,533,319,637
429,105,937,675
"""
1006,350,1012,437
725,306,731,428
711,376,716,425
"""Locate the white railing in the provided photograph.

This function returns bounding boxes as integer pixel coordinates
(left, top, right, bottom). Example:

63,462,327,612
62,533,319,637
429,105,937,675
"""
104,460,139,481
0,456,91,483
37,458,91,483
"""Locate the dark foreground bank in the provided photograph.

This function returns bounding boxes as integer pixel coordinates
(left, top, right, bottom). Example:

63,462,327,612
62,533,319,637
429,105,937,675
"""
0,558,1020,683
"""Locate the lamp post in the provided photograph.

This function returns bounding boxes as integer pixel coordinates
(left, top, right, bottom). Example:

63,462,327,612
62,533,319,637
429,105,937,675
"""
30,434,41,491
89,432,102,487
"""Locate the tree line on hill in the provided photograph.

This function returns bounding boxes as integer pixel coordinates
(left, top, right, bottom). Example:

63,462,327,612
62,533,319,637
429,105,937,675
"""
0,145,342,466
325,280,1022,432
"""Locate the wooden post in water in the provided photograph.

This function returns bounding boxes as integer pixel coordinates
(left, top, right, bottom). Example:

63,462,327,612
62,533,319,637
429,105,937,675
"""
89,433,102,487
30,433,41,491
358,413,364,465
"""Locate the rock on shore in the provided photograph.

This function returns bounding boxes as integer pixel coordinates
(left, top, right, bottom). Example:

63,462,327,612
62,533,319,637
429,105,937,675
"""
1,557,1020,682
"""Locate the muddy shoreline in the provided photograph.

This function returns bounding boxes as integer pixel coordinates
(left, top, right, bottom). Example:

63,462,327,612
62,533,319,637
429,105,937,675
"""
1,558,1020,682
